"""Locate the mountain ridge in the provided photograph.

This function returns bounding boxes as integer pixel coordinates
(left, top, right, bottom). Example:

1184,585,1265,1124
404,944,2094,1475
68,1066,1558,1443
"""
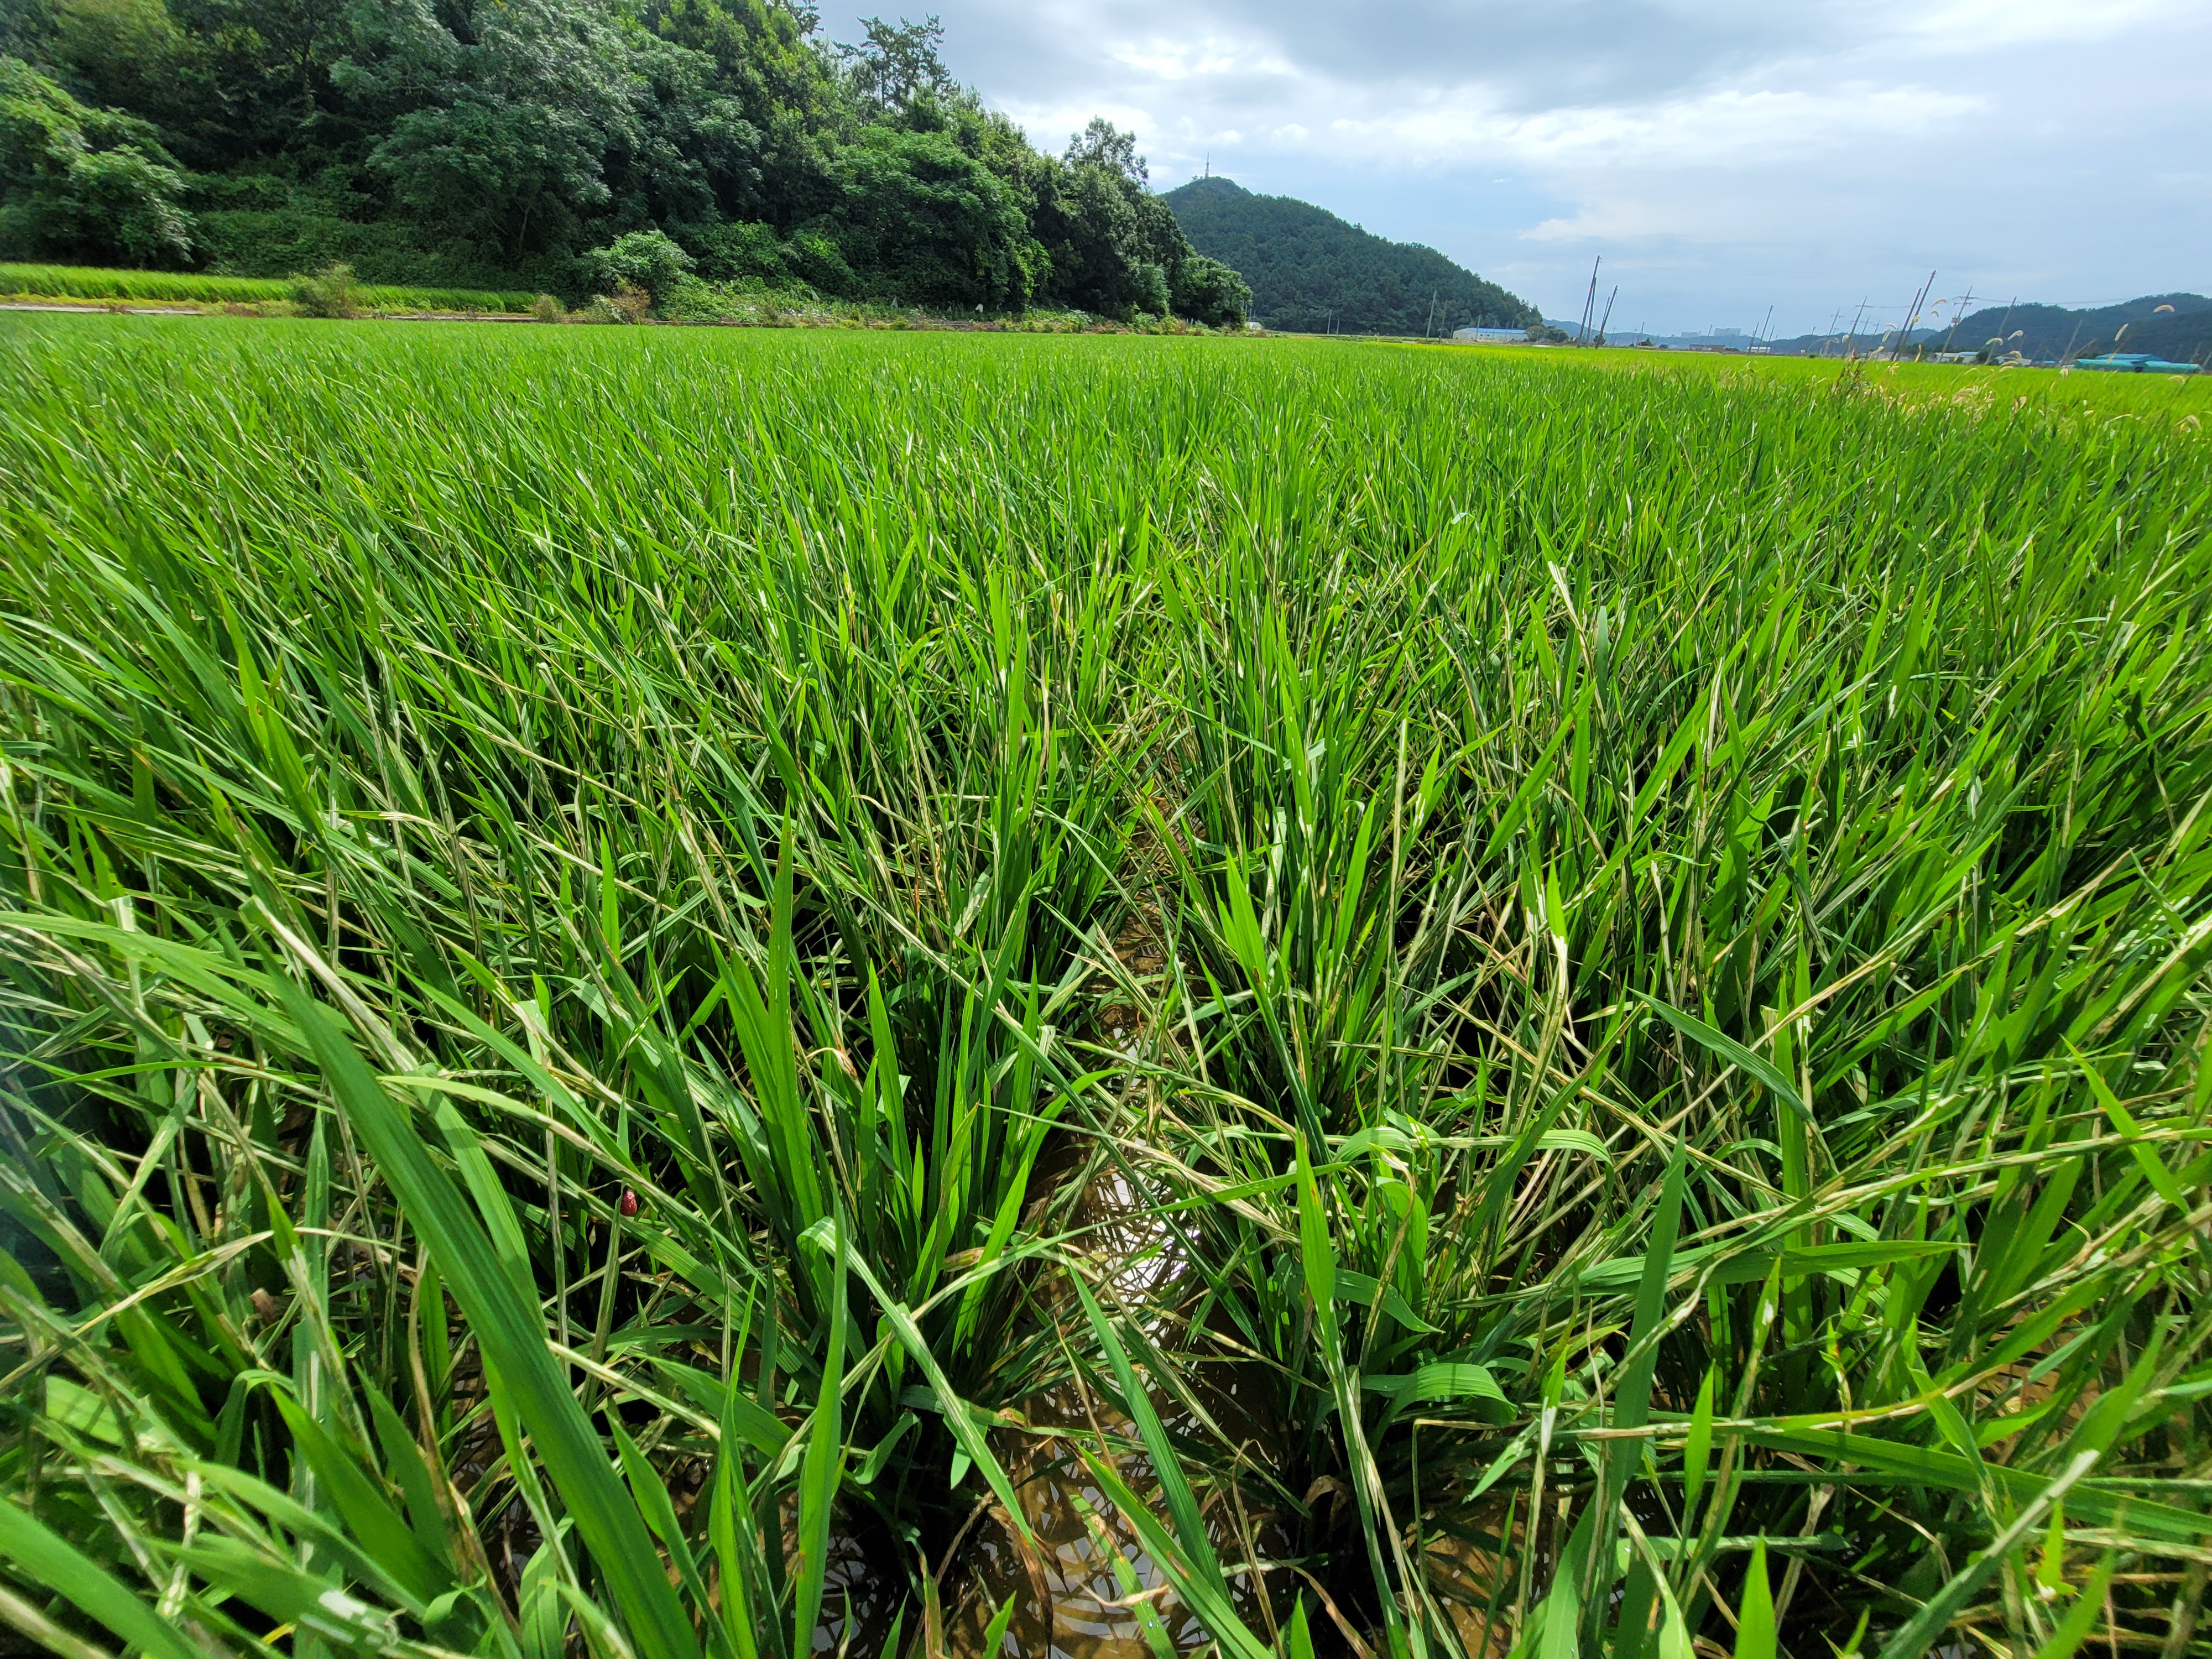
1937,293,2211,362
1161,176,1537,336
1751,294,2212,360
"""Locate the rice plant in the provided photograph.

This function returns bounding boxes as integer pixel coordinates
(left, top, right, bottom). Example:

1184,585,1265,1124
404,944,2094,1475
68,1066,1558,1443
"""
0,315,2206,1659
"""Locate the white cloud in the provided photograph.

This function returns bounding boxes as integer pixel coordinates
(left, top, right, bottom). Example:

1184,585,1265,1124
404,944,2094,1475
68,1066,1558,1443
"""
1320,82,1985,171
1890,0,2184,50
1110,38,1273,80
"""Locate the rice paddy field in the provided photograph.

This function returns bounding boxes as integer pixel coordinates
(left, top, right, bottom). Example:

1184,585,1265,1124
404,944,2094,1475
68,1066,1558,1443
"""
1,313,2209,1659
0,267,536,315
1416,342,2212,428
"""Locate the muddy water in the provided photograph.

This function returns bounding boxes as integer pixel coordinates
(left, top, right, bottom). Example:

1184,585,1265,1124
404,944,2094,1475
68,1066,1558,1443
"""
792,1187,1520,1658
935,1164,1286,1658
762,1141,1275,1658
810,1006,1512,1657
1422,1527,1517,1657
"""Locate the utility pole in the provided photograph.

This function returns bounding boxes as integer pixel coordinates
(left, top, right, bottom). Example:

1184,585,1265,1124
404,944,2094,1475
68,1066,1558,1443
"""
1757,304,1774,350
1819,307,1841,358
1596,285,1617,346
1844,298,1868,358
1426,289,1438,340
1909,271,1937,359
1576,257,1600,345
1942,286,1977,354
1891,271,1935,360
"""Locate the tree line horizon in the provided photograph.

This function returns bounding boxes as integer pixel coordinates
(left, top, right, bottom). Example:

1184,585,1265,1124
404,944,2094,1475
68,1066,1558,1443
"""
0,0,1254,323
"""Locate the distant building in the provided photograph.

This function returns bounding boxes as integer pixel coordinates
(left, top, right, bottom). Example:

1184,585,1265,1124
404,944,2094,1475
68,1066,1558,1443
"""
1453,326,1530,344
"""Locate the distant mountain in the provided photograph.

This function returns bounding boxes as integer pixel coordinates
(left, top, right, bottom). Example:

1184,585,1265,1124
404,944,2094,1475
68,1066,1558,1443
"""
1938,293,2211,362
1162,177,1537,336
2107,307,2212,363
1757,293,2212,362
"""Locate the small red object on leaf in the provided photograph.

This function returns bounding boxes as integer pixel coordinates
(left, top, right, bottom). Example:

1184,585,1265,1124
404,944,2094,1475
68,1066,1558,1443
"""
619,1188,639,1218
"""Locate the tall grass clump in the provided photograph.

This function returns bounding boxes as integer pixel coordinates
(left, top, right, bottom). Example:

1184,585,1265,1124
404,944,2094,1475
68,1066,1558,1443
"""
0,315,2207,1659
290,262,366,319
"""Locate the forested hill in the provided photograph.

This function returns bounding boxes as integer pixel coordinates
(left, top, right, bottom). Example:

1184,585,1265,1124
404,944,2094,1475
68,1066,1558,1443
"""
1162,176,1536,335
0,4,1251,322
1753,293,2212,361
2108,306,2212,364
1943,293,2211,362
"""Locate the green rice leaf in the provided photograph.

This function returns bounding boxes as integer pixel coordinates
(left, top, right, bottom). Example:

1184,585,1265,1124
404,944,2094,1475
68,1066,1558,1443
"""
2031,1554,2117,1659
278,982,698,1659
1735,1538,1776,1659
1631,990,1812,1123
0,1498,202,1659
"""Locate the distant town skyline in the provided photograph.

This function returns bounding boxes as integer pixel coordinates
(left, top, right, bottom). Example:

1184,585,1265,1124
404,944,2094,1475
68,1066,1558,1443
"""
832,0,2210,336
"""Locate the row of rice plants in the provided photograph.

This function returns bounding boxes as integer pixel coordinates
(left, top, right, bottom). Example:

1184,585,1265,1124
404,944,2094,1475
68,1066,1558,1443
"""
1518,343,2212,424
0,264,536,313
0,316,2206,1659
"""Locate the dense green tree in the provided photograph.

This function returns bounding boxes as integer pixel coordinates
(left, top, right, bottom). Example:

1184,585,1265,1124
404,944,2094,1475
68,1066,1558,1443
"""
1027,157,1130,313
42,0,190,132
1063,113,1142,183
0,51,193,262
1171,251,1249,328
1027,123,1206,319
832,12,945,117
0,0,58,64
340,0,645,255
636,0,841,226
816,122,1031,309
0,0,1253,323
164,0,357,163
603,28,759,228
588,221,692,299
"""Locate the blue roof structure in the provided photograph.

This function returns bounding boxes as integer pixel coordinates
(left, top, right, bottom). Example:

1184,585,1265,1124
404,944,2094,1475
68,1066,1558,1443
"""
2075,353,2202,374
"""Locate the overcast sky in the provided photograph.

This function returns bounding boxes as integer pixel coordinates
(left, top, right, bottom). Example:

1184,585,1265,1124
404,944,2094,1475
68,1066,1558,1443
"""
828,0,2210,336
